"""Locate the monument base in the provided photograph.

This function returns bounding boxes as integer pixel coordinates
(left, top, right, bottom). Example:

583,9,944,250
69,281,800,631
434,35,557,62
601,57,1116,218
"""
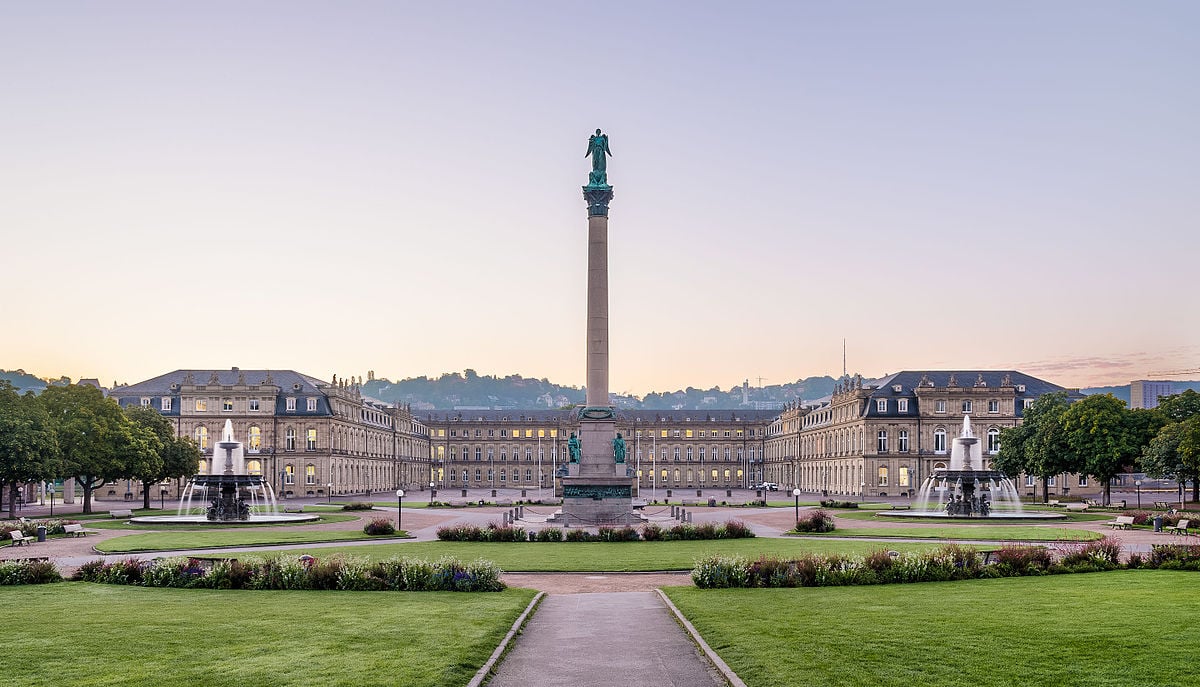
549,416,636,527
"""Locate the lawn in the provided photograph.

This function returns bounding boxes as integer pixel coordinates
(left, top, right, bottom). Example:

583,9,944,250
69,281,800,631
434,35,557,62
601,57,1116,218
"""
664,571,1200,687
95,526,406,553
795,526,1102,541
260,538,942,571
0,582,536,687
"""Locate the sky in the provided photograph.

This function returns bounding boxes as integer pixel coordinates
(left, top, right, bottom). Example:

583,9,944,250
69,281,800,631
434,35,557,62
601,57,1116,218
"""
2,2,1198,394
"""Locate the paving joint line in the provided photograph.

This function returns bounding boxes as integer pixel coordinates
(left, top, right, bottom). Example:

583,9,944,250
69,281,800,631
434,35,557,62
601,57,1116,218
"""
468,591,544,687
655,588,745,687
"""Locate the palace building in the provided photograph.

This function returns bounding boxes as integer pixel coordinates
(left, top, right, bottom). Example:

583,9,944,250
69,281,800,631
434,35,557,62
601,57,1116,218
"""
763,370,1085,497
110,368,431,500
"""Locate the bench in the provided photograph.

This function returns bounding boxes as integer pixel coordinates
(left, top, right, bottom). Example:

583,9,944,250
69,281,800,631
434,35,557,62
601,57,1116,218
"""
1065,503,1089,511
1166,519,1191,536
109,509,134,518
63,524,89,537
891,505,910,511
631,499,648,511
282,506,304,513
1048,500,1061,507
7,530,31,546
1154,501,1171,510
1109,516,1135,530
681,499,702,506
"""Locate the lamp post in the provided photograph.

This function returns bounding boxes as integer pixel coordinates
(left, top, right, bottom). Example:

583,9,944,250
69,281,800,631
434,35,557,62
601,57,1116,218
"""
396,489,404,531
1136,479,1142,510
792,488,801,524
327,483,333,504
860,481,866,503
48,484,55,517
429,481,435,505
160,485,169,510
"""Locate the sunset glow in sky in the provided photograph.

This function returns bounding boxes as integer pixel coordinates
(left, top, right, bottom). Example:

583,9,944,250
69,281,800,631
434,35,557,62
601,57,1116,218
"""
2,2,1197,393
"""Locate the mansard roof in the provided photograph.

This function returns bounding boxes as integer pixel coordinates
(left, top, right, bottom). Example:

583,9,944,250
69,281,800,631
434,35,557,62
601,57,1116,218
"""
112,369,327,396
421,408,779,424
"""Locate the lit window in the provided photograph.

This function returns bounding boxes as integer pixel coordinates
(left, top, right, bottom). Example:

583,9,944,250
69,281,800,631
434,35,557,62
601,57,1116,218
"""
198,459,208,473
195,399,207,412
988,400,999,413
878,466,889,486
305,464,316,485
284,465,295,484
194,426,208,450
306,398,317,412
248,426,262,452
899,467,910,487
934,429,947,454
877,431,888,453
249,399,260,412
686,429,693,438
286,398,296,412
222,399,233,412
245,460,262,475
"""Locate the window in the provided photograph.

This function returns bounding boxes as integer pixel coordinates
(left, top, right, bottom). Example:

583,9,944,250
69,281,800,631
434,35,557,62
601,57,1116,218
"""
140,397,151,407
878,466,889,486
898,399,908,413
195,399,208,412
499,469,506,483
222,399,233,412
686,447,693,461
987,428,1000,454
877,430,888,453
935,400,946,414
284,465,295,484
877,399,887,413
899,467,910,487
197,459,208,474
306,429,317,451
475,468,481,482
962,400,973,413
898,430,909,453
305,464,316,485
934,428,947,454
1026,475,1035,487
475,447,482,461
285,428,296,451
673,447,681,461
685,429,693,438
988,400,999,413
249,399,260,412
1078,475,1088,487
248,426,262,452
1023,399,1035,410
161,398,172,411
500,429,508,438
1047,475,1056,487
194,426,209,450
286,398,296,412
245,460,262,475
306,397,317,412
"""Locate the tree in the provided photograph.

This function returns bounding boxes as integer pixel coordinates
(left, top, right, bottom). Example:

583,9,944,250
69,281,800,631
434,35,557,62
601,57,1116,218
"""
993,392,1078,503
1062,394,1160,506
38,385,157,514
0,382,59,518
125,404,201,509
1157,389,1200,423
1143,414,1200,502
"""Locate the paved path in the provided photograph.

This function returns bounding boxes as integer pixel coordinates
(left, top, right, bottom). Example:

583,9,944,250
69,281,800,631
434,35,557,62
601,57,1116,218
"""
487,591,724,687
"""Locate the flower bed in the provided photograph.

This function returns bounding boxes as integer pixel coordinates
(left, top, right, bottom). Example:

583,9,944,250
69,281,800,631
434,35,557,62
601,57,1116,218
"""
0,559,62,585
2,518,80,540
435,520,755,542
74,554,505,592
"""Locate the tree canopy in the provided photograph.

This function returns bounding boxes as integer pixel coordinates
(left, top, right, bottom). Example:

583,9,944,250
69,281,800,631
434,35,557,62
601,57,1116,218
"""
0,381,60,517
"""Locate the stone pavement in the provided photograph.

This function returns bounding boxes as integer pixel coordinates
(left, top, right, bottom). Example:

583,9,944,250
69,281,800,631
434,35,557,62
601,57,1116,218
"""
486,591,725,687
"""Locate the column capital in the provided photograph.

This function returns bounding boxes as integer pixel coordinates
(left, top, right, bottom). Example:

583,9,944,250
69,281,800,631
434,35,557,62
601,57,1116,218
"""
582,186,614,217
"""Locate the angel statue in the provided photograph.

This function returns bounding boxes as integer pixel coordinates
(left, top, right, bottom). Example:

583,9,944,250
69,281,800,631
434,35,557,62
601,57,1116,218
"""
585,128,612,187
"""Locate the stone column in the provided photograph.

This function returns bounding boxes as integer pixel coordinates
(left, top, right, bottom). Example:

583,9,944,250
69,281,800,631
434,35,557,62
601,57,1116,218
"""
583,187,613,408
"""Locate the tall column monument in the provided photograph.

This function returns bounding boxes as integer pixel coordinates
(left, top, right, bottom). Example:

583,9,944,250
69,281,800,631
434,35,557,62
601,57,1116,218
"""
555,128,636,527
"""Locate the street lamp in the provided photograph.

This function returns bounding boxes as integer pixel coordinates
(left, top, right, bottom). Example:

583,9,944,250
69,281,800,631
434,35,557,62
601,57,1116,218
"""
860,481,866,503
1135,480,1142,510
396,489,404,531
48,484,55,517
327,483,333,504
160,485,169,510
792,488,801,524
429,481,435,505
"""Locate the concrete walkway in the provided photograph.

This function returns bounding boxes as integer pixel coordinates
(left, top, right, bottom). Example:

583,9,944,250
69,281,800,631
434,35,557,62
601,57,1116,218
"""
487,591,725,687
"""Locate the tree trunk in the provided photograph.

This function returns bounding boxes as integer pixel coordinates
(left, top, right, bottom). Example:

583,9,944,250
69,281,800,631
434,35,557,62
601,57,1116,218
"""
1192,477,1198,503
143,481,152,510
6,483,14,520
1104,482,1111,506
81,476,94,514
1042,479,1050,504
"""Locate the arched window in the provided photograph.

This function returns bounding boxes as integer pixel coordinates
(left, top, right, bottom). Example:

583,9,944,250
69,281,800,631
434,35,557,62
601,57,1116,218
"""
284,465,295,484
877,430,888,453
499,468,506,483
305,464,316,485
248,426,262,452
245,460,262,475
987,428,1001,454
934,428,947,454
194,426,208,450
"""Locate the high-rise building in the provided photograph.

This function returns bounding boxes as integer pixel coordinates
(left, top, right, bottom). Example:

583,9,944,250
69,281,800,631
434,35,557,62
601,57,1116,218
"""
1130,380,1175,409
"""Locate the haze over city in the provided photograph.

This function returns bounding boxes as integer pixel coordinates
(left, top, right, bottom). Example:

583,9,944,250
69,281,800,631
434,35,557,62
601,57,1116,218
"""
3,2,1197,394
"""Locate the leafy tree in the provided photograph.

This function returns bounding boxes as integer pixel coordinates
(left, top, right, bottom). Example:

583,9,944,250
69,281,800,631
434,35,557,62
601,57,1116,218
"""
38,385,158,513
1157,389,1200,423
124,404,201,509
0,382,60,518
994,392,1078,503
1062,394,1160,506
1143,415,1200,502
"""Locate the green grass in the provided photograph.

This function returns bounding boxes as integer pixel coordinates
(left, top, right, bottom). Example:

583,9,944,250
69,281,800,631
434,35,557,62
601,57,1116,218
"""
95,526,408,553
0,582,535,687
665,571,1199,687
259,539,942,571
83,513,359,531
794,526,1102,541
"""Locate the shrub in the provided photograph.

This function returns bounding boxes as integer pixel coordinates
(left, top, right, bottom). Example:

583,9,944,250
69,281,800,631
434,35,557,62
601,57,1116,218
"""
534,527,563,542
693,555,750,588
991,544,1053,573
342,502,374,511
437,524,484,541
640,523,663,541
564,529,591,542
597,526,639,542
1058,536,1121,569
665,524,698,541
484,524,527,542
1149,544,1200,570
1123,510,1153,526
794,509,835,533
0,559,62,585
717,520,755,539
141,557,202,588
364,518,396,536
819,499,858,509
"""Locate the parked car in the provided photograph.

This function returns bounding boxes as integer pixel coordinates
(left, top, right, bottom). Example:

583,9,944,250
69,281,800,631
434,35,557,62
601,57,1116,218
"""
757,482,779,491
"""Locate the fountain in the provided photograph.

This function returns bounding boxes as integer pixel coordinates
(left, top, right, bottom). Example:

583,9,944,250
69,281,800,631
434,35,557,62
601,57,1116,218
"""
129,420,319,525
880,415,1063,520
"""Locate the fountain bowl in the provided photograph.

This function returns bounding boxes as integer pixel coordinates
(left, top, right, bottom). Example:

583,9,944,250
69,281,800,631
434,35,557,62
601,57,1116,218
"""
876,509,1067,520
129,512,321,525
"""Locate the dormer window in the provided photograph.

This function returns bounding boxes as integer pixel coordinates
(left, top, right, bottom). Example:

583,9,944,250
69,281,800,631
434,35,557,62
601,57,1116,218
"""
306,397,317,412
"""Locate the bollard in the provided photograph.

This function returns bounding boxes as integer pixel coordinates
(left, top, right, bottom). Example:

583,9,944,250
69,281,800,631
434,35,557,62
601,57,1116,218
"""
686,511,693,523
461,489,468,498
491,489,497,498
726,489,732,498
696,489,702,498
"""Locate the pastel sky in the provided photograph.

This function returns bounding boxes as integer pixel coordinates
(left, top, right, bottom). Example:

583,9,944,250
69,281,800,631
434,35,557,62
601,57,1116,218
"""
2,2,1197,393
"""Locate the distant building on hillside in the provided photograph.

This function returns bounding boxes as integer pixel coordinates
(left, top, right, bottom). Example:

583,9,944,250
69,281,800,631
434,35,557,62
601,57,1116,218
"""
1130,380,1175,409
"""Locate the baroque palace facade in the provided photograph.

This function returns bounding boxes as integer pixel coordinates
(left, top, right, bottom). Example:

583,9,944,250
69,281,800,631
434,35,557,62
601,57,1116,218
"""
763,370,1085,497
420,409,779,494
111,369,431,499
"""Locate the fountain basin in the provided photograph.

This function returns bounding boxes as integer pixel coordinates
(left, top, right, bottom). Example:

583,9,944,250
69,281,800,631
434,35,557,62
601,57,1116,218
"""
129,513,321,525
876,510,1066,520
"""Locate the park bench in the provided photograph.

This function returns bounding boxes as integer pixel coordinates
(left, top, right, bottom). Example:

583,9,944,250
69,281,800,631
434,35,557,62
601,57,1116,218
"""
1154,501,1171,510
1048,500,1061,507
282,506,304,513
7,531,31,546
63,524,90,537
109,509,134,518
1108,516,1135,530
1065,503,1089,511
1166,519,1191,536
631,499,648,510
681,499,702,506
891,504,910,510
